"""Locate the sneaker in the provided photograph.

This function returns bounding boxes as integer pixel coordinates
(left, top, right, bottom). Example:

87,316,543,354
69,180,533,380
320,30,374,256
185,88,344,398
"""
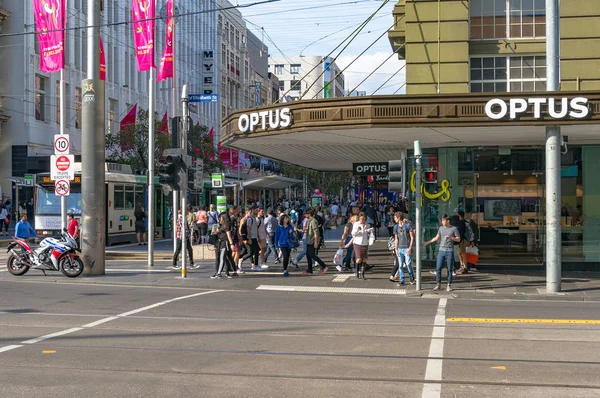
301,271,313,275
429,270,437,275
409,276,415,285
210,274,221,279
321,266,329,275
274,260,280,264
452,271,457,276
251,265,263,271
260,264,269,269
433,284,441,291
237,267,245,274
226,274,233,279
457,268,468,275
389,276,400,282
283,271,289,277
169,265,181,270
189,263,200,270
336,265,343,273
447,284,453,292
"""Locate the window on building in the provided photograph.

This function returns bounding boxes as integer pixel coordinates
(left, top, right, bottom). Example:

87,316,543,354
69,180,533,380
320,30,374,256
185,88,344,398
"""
290,64,301,74
108,98,117,135
235,30,240,50
290,80,301,91
470,55,546,93
470,0,545,39
75,87,82,129
35,75,47,121
274,64,284,75
279,80,285,91
55,80,61,124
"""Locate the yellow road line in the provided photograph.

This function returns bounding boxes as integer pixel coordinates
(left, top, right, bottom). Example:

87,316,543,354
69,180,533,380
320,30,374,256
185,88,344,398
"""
447,318,600,325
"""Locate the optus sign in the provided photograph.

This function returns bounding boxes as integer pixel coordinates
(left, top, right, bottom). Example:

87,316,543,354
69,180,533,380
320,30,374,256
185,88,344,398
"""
485,97,589,120
352,162,388,176
238,108,292,133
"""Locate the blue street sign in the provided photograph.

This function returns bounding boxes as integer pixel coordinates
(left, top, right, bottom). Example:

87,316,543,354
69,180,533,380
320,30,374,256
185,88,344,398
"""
188,94,219,103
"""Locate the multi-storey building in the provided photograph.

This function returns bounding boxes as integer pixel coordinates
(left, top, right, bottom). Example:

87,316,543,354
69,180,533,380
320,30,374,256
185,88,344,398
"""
0,0,10,145
246,30,279,107
269,56,345,101
0,0,219,202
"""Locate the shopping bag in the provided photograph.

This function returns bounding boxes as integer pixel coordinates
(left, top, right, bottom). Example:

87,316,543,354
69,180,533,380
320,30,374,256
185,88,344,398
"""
465,252,479,265
333,248,344,266
368,231,376,246
465,246,479,255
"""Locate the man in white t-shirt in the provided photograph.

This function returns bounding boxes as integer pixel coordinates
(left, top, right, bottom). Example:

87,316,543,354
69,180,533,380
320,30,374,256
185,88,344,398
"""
330,202,339,229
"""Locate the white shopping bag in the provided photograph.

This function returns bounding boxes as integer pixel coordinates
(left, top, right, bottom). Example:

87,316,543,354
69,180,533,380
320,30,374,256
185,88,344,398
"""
333,248,344,266
465,246,479,255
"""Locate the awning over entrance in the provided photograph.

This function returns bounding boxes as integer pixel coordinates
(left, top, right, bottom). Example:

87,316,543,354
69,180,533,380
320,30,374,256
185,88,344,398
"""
221,92,600,171
241,175,303,190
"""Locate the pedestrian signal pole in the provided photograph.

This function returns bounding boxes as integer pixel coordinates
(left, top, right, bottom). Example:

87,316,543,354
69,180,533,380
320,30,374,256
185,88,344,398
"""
180,85,189,278
414,141,423,291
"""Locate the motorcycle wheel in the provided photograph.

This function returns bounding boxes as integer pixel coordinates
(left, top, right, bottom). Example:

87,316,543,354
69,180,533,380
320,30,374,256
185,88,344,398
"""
60,256,84,278
7,254,30,276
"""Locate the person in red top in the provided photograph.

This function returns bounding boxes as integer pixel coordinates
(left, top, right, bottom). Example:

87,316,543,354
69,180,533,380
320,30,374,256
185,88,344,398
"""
67,213,80,246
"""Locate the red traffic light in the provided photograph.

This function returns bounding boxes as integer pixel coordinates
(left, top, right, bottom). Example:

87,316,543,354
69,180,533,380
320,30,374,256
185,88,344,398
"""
424,170,437,183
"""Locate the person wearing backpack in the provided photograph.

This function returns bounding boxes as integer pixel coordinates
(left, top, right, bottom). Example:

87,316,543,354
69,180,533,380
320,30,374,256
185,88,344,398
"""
393,212,416,286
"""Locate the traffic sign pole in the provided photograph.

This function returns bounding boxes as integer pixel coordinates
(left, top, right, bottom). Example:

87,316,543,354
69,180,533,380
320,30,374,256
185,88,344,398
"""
181,85,189,279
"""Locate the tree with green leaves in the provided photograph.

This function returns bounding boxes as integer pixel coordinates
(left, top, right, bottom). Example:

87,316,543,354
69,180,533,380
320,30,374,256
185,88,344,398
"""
105,107,223,174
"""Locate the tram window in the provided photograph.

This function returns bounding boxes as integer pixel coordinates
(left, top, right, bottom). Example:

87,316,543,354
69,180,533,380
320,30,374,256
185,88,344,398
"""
125,186,135,210
135,185,144,208
114,185,125,210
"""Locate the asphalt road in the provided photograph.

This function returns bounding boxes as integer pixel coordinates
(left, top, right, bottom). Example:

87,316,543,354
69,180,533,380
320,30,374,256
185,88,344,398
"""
1,270,600,398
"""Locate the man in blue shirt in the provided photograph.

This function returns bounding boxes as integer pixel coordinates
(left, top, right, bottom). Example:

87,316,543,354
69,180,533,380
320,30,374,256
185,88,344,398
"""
14,214,37,240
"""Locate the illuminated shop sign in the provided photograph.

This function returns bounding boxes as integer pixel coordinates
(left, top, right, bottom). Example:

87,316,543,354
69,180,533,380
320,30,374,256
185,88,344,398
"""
485,97,590,120
238,108,293,133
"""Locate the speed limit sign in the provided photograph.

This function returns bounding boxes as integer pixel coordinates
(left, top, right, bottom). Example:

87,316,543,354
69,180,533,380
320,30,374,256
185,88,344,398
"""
54,134,70,154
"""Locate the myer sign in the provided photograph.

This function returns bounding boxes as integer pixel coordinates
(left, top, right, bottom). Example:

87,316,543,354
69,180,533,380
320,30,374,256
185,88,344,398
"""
485,97,590,120
238,108,292,133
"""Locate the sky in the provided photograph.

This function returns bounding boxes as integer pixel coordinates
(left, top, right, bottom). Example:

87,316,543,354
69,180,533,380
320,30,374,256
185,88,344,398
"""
236,0,406,95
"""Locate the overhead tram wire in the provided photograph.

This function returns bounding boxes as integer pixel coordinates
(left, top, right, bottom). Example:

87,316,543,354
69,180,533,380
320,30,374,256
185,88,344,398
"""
393,83,407,95
300,0,391,100
0,0,281,38
346,42,406,96
310,21,398,99
277,0,391,103
371,63,406,95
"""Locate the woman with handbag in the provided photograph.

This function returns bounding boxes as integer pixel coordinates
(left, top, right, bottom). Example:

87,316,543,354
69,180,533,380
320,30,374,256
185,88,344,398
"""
275,214,295,277
347,212,373,279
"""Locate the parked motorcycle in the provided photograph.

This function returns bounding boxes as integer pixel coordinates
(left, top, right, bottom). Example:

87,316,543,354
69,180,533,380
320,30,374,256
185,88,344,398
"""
6,228,83,278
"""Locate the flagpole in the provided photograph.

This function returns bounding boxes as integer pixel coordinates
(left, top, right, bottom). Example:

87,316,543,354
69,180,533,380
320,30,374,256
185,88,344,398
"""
148,69,155,266
60,70,67,229
171,4,178,254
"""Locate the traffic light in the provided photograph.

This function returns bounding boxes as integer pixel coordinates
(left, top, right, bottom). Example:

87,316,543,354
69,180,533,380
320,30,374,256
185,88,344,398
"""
158,153,183,191
424,169,438,184
388,160,403,192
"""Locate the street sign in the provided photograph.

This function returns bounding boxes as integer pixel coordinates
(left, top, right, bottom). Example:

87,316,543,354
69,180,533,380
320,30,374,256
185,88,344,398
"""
23,174,34,186
211,173,224,188
55,179,70,196
194,160,204,190
188,94,218,103
51,154,75,180
54,134,70,154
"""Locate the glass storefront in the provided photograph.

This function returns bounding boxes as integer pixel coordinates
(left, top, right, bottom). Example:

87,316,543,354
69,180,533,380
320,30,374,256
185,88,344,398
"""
406,146,594,265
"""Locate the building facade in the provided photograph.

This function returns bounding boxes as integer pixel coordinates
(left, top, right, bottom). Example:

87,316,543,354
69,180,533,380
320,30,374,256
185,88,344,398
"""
0,0,219,203
269,56,345,101
384,0,600,267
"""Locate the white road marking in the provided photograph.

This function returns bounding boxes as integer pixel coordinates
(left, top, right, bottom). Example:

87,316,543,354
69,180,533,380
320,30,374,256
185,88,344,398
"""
0,290,222,354
0,345,22,353
105,268,172,273
422,298,448,398
257,285,406,295
332,274,352,283
0,269,7,272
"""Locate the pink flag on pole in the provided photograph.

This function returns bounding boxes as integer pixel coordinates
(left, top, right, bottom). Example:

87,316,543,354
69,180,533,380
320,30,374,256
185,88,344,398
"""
132,0,155,71
100,37,106,81
33,0,66,73
157,0,174,81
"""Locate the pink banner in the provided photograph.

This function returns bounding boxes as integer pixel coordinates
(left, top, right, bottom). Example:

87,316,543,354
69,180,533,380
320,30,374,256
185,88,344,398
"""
132,0,155,71
157,0,174,81
100,37,106,81
34,0,66,73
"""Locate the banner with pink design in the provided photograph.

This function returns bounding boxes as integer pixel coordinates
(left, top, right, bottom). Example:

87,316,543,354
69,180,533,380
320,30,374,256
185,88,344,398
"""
34,0,66,73
132,0,155,71
100,37,106,81
157,0,174,81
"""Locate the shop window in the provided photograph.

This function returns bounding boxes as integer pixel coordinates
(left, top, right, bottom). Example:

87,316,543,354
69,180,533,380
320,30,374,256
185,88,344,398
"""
470,0,545,39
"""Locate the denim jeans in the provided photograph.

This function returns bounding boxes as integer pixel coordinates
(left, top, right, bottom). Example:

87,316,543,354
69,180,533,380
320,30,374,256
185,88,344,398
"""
396,248,414,282
342,236,353,266
436,250,454,285
264,232,280,262
294,239,307,264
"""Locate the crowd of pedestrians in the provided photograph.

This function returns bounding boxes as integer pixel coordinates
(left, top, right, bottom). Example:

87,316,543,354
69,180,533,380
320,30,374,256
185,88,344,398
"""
170,197,479,291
